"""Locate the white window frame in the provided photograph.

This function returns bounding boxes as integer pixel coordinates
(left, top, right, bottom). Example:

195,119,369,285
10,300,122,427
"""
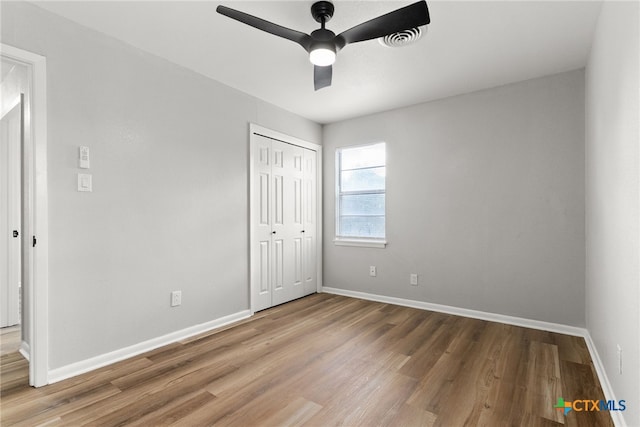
334,142,387,249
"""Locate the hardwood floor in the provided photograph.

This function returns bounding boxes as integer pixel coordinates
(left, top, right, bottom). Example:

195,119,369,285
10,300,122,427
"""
0,293,613,426
0,326,21,357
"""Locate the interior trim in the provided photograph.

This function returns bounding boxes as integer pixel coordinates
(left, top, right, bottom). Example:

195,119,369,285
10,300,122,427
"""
583,333,627,427
1,43,49,387
48,309,251,384
321,286,586,336
333,238,387,249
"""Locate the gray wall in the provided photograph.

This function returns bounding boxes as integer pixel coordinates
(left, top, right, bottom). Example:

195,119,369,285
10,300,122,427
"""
323,70,585,327
585,1,639,425
1,1,321,369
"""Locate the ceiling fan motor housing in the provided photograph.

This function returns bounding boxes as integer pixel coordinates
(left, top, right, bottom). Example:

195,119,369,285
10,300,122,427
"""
310,28,338,52
311,1,335,24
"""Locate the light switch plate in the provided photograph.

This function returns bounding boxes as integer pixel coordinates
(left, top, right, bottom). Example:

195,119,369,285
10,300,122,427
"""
79,146,90,169
77,173,92,192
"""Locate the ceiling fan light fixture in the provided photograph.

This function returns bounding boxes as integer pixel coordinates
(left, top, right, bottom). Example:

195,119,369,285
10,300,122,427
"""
217,0,431,89
309,46,336,66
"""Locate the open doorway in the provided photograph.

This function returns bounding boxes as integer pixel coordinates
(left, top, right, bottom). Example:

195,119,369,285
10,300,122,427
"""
1,44,48,388
0,58,27,366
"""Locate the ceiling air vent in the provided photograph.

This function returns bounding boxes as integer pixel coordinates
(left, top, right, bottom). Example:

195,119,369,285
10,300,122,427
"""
378,27,424,47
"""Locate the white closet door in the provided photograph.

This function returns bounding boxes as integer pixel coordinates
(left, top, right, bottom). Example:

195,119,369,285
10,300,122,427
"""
272,141,305,306
251,129,319,312
252,135,274,312
302,149,317,296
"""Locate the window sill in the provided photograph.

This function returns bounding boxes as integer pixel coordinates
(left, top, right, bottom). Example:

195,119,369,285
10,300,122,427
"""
334,238,387,249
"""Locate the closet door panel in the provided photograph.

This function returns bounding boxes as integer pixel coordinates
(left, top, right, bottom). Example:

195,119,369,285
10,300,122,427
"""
252,135,274,312
303,149,317,295
273,142,304,306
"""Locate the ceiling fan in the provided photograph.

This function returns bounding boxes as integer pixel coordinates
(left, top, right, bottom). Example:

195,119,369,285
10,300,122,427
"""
216,1,430,91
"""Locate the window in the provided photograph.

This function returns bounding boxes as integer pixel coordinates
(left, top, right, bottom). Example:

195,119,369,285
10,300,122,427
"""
335,143,386,247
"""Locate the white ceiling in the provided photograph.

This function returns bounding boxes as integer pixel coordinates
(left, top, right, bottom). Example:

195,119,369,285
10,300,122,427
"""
33,0,602,124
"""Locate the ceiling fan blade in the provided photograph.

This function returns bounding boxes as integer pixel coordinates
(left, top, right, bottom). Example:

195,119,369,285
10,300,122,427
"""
314,65,332,91
217,5,312,51
336,1,430,47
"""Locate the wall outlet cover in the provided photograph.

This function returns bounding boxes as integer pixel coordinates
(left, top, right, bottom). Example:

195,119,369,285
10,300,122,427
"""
171,291,182,307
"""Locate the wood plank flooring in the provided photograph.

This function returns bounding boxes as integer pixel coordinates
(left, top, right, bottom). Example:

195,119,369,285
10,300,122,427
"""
0,326,21,357
0,293,613,426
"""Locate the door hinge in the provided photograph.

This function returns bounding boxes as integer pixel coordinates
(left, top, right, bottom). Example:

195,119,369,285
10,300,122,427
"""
32,236,37,247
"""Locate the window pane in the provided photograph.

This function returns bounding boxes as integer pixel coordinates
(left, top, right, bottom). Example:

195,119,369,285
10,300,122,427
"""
339,216,385,239
341,167,385,192
340,193,385,216
341,143,386,170
336,142,386,240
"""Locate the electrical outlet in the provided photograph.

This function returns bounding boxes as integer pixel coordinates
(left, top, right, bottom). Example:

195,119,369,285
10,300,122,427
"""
171,291,182,307
617,344,622,374
410,273,418,286
369,266,377,277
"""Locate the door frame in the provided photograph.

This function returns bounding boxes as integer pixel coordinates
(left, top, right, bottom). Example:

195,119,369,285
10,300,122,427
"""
248,123,322,314
1,44,49,387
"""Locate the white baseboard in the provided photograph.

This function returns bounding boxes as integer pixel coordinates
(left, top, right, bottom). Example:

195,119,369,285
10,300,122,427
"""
19,341,30,361
322,286,586,336
583,333,627,427
322,286,625,426
48,310,251,384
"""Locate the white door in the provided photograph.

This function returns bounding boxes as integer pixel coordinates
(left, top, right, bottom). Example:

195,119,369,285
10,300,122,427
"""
251,131,318,312
271,141,305,306
302,149,317,295
251,135,274,312
1,99,22,328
